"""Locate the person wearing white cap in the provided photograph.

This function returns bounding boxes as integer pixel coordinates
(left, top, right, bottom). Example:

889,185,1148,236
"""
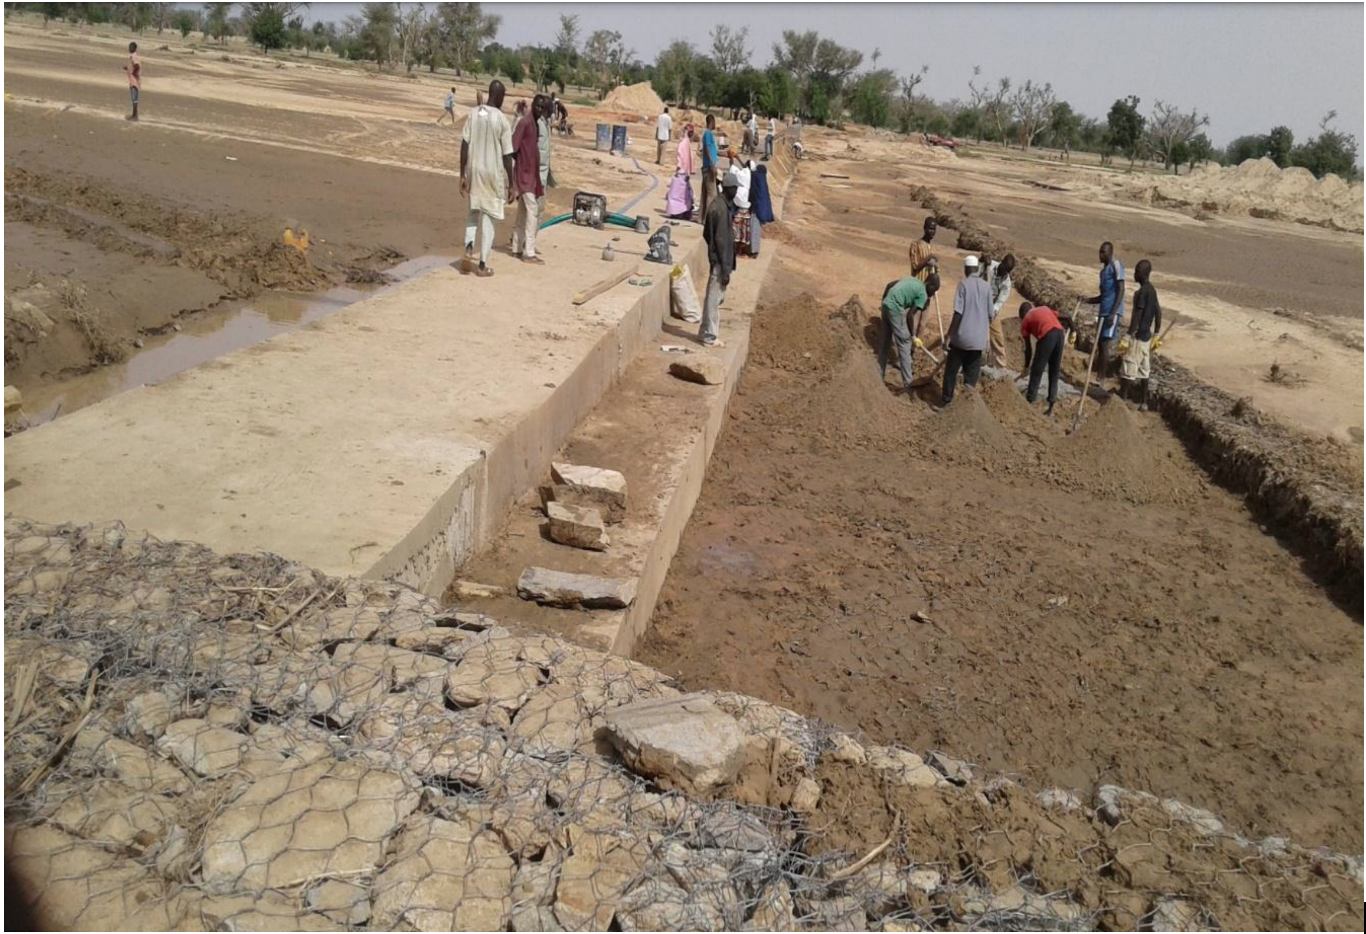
939,254,996,407
698,169,740,348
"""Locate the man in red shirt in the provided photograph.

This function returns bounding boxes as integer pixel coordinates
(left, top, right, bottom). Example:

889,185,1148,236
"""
124,41,141,121
509,95,546,264
1018,302,1073,415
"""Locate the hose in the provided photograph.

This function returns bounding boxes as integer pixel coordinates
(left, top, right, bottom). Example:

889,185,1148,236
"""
538,212,643,231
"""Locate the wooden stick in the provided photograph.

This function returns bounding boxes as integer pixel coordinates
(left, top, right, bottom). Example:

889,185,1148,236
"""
829,812,902,881
266,584,339,634
6,663,38,730
16,669,98,796
934,292,946,343
1071,312,1103,433
572,267,636,306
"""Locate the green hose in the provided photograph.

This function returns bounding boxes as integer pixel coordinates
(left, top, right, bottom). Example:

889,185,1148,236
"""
538,212,643,231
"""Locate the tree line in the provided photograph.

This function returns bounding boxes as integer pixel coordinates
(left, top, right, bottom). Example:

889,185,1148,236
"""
12,3,1360,180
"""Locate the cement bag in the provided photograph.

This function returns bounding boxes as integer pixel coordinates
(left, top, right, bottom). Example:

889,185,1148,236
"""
670,264,702,323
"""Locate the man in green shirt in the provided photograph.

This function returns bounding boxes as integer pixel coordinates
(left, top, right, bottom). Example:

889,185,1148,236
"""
879,276,929,390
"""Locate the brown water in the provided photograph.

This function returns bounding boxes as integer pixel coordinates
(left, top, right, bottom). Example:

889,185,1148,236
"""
22,255,453,425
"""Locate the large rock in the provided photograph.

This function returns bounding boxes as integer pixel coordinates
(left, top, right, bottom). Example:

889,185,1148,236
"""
200,758,419,893
553,826,651,930
669,358,726,386
517,567,637,609
604,693,745,795
370,815,514,931
865,745,941,789
156,719,247,778
545,501,610,551
543,462,628,523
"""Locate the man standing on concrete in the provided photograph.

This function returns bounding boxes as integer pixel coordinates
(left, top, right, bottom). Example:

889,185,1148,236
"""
939,255,995,406
1120,259,1161,410
698,170,739,349
1084,240,1126,391
655,105,672,165
764,114,777,160
124,41,141,121
509,94,544,265
700,114,720,219
879,275,930,391
535,93,553,193
460,80,515,278
985,253,1016,368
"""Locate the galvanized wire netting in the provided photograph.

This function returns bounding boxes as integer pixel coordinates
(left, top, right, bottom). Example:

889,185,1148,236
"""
4,518,1361,931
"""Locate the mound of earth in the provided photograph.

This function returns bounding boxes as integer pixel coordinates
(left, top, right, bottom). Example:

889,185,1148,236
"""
599,81,665,117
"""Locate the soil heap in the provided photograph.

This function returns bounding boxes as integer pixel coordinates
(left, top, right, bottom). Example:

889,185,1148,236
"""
599,81,665,118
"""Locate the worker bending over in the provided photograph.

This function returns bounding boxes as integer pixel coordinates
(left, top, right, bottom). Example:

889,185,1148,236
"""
878,276,930,391
1018,302,1073,415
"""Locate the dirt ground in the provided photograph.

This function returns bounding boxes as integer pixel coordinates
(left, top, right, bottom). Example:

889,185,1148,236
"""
639,137,1364,854
2,21,647,412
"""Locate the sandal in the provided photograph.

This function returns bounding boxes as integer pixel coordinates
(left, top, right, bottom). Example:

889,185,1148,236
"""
522,256,546,265
475,266,494,278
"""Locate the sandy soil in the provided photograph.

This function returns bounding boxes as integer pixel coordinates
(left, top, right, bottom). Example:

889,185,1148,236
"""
638,142,1363,854
3,22,648,407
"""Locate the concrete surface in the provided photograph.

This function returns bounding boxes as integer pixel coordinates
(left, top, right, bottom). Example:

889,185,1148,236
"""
5,219,702,594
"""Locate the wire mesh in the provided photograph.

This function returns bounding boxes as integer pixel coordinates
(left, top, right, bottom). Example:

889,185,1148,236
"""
4,518,1361,931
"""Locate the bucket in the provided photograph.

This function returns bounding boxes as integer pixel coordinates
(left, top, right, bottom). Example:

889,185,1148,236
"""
595,124,610,152
611,125,628,154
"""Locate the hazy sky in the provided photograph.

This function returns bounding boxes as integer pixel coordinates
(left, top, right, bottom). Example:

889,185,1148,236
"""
307,2,1364,148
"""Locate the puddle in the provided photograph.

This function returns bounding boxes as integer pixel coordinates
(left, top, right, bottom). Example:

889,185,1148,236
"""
19,254,454,426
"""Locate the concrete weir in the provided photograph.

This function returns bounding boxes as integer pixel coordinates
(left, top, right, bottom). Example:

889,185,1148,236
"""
4,220,707,597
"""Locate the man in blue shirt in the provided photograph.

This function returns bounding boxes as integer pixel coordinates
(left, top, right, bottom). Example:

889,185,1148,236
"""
1084,240,1125,391
437,87,456,126
701,113,720,220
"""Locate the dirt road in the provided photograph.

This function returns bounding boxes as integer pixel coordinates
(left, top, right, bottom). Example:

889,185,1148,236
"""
639,142,1363,853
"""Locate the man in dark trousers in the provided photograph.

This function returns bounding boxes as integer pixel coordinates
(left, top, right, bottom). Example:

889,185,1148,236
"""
939,255,994,407
124,41,141,121
697,170,739,349
1084,240,1126,392
1018,302,1074,415
700,113,720,220
1120,259,1162,409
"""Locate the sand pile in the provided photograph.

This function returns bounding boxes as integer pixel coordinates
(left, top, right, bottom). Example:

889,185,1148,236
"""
928,388,1012,464
1088,157,1364,232
1045,399,1207,505
599,81,664,117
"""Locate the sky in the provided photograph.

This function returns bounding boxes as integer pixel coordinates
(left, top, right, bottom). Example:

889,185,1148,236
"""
302,2,1364,149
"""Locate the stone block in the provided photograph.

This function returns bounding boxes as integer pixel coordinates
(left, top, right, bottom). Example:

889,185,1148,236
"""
605,693,745,796
370,815,514,932
545,501,610,551
669,358,726,385
544,461,628,522
156,719,247,778
517,566,637,609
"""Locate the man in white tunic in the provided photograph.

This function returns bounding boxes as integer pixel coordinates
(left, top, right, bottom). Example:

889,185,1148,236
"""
460,80,515,277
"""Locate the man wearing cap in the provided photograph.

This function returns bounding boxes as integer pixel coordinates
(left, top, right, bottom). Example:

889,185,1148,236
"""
1084,241,1126,391
939,255,995,406
698,170,740,348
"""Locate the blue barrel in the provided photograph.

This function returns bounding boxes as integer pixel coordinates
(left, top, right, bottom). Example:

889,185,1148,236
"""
611,124,628,154
595,124,610,151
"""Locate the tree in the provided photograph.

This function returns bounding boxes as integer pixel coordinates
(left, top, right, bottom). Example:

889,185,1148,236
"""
1010,79,1056,150
871,47,881,67
807,37,861,122
771,30,818,114
848,69,897,128
966,66,992,143
1266,125,1294,168
243,3,291,53
151,2,173,33
654,40,697,105
1225,133,1267,165
1048,101,1081,155
356,2,397,65
1105,95,1145,166
119,2,154,33
1292,111,1359,180
896,66,929,134
205,2,232,43
173,9,197,37
756,65,797,119
583,29,633,94
1147,100,1209,170
553,13,578,56
396,3,430,72
1186,133,1214,171
710,24,750,74
435,2,500,75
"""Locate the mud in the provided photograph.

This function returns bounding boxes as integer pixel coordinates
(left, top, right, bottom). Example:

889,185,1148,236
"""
640,290,1363,854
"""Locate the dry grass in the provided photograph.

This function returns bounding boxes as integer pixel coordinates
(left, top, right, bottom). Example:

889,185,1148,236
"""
59,280,124,365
